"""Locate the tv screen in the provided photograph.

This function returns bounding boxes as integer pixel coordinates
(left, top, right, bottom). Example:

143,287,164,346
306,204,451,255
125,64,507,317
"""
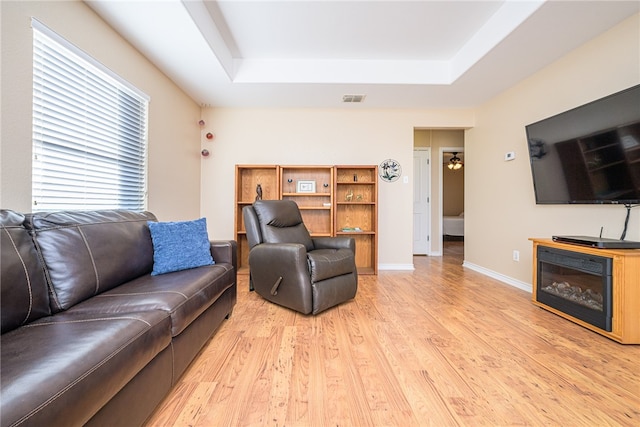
525,84,640,205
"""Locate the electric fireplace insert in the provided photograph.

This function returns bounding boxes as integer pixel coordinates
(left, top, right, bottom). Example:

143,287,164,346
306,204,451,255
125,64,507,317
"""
536,246,613,332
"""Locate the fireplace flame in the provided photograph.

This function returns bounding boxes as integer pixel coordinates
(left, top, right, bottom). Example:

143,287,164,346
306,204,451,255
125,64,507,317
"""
542,281,603,311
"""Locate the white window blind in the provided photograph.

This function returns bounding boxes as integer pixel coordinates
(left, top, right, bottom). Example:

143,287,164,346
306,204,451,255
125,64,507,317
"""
32,19,149,212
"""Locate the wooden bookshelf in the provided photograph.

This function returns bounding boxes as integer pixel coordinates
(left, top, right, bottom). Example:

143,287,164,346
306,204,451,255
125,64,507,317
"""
235,164,378,275
334,166,378,274
280,166,333,237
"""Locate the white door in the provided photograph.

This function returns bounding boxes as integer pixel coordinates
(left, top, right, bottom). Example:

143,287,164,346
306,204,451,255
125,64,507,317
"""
413,149,431,254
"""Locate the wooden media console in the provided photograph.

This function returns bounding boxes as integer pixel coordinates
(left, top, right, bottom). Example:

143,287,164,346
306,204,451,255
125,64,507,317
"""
531,238,640,344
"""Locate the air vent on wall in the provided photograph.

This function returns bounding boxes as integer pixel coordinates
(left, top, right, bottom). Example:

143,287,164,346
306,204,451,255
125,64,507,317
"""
342,94,366,103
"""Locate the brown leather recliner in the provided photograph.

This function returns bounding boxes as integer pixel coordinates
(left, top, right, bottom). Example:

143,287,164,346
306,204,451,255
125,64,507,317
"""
243,200,357,314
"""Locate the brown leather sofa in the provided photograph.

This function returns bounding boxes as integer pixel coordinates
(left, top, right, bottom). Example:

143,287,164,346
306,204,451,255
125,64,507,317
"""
0,209,237,427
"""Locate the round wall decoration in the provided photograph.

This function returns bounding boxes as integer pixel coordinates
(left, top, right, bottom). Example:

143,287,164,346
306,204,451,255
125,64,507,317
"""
379,159,402,182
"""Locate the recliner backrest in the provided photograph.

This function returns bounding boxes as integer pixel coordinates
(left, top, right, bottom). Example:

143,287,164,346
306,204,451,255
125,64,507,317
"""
243,205,262,249
251,200,314,251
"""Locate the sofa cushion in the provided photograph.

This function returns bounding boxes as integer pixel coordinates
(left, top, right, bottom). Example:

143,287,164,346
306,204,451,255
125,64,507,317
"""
148,218,214,275
26,210,157,312
67,263,236,336
1,210,51,334
0,310,171,427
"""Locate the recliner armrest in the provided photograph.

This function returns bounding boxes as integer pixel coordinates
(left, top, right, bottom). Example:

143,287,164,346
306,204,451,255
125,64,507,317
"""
312,236,356,253
249,243,309,272
249,243,314,314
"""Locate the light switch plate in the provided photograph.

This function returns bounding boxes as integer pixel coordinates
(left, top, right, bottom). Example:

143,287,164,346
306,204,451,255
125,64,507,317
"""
505,151,516,161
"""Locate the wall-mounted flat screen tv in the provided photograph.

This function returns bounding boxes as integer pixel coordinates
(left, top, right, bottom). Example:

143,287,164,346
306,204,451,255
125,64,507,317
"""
525,84,640,205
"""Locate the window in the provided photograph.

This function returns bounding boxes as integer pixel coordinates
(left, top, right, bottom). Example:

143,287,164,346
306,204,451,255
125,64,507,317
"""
32,19,149,212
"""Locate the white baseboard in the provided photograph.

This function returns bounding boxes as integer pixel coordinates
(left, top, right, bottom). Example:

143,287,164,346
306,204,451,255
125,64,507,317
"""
462,261,532,293
376,261,532,293
378,263,415,271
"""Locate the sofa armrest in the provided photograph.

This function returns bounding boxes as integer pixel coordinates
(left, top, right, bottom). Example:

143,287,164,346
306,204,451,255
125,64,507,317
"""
312,236,355,253
210,240,237,271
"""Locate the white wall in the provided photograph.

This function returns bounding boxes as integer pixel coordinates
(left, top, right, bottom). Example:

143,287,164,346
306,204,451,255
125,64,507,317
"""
465,13,640,287
200,108,474,269
0,0,202,220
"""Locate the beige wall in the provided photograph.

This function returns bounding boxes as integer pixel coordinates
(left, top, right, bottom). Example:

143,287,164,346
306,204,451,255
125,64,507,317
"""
0,0,201,220
443,167,464,217
201,108,474,268
465,13,640,287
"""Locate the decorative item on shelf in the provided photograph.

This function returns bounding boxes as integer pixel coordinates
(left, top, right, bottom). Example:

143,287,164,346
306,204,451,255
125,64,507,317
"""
341,227,362,232
206,132,215,140
353,174,358,182
379,159,401,182
201,149,210,157
287,178,293,183
296,180,316,193
356,194,363,201
256,184,262,200
345,189,353,201
323,183,329,188
447,152,463,170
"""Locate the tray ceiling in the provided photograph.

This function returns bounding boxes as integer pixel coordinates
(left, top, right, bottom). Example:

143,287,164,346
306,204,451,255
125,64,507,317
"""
85,1,640,108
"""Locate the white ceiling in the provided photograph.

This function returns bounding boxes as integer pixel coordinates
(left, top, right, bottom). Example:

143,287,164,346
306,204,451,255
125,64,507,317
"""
85,0,640,109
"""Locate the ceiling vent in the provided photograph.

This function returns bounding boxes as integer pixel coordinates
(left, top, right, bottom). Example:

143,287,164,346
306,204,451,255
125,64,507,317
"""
342,94,366,103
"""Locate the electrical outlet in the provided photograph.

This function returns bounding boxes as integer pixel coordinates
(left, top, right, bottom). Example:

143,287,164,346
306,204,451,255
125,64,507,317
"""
513,250,520,261
505,151,516,161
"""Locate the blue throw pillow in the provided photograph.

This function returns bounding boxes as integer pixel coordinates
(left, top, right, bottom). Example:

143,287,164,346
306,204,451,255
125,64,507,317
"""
148,218,215,275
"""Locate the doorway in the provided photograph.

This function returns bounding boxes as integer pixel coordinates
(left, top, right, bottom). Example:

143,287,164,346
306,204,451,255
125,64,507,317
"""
440,148,465,253
413,129,464,257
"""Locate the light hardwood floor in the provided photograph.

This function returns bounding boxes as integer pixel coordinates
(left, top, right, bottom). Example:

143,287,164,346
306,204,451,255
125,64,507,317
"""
145,242,640,426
